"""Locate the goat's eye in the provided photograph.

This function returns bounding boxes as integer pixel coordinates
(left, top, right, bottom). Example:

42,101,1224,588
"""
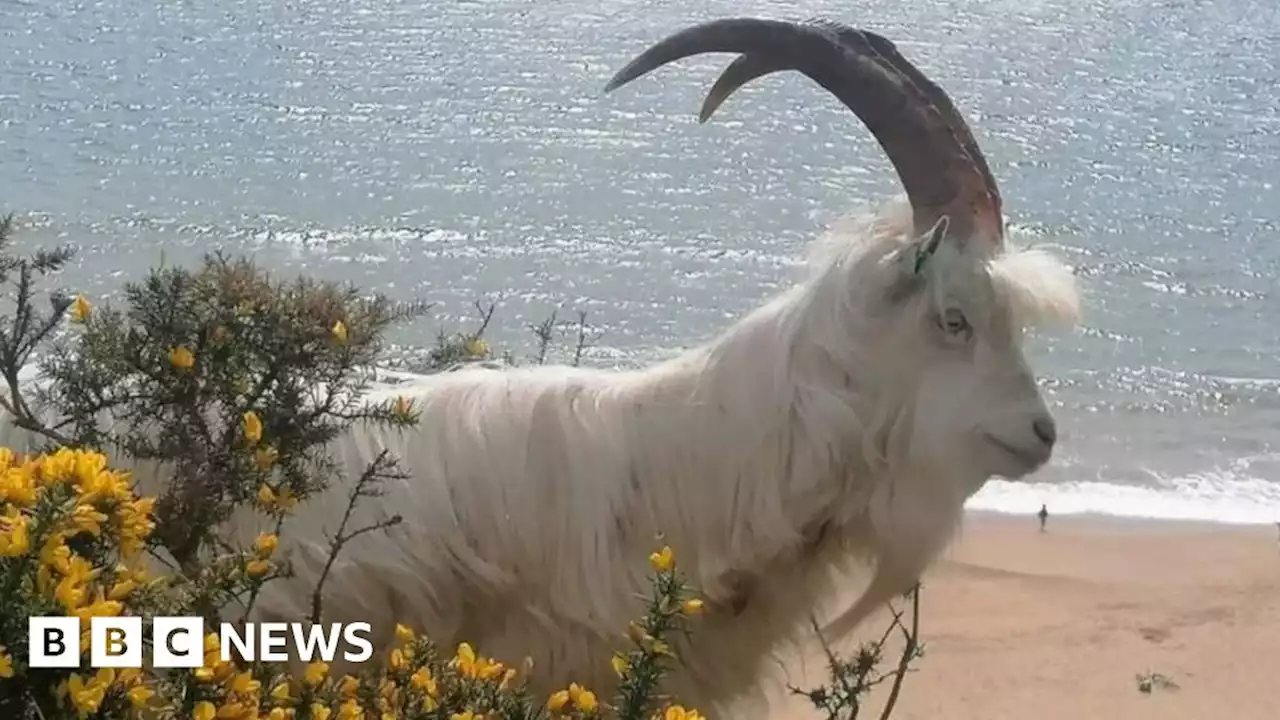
939,308,971,339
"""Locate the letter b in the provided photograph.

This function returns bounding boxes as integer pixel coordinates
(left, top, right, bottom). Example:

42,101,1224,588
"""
28,617,81,668
91,617,142,668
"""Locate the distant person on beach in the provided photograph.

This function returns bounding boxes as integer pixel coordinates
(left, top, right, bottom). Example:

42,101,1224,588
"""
1038,504,1049,532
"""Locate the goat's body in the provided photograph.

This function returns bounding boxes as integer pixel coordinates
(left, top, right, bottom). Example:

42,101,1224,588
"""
236,359,900,708
0,199,1078,714
219,205,964,707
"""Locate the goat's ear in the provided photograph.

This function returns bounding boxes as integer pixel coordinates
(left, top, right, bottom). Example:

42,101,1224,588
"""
886,215,951,304
911,216,950,275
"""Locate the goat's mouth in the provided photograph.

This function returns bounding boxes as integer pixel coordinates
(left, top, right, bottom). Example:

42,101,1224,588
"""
982,433,1051,476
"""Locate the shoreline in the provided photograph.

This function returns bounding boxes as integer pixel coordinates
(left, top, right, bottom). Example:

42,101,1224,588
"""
963,505,1280,533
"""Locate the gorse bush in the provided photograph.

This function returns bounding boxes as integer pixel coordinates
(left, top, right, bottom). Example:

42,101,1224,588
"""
0,212,923,719
31,251,434,574
0,445,706,718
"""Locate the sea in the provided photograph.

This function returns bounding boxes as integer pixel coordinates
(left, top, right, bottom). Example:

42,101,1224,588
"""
3,0,1278,525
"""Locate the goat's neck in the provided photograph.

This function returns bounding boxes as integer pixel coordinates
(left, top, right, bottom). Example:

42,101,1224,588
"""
620,282,875,591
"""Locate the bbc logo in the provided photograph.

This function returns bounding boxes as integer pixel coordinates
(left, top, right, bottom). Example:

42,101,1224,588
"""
29,617,205,668
29,616,375,668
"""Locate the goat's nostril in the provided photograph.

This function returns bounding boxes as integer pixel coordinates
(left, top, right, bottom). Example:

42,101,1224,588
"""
1032,417,1057,446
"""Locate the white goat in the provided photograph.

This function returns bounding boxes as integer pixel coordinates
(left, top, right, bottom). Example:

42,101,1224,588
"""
1,17,1080,715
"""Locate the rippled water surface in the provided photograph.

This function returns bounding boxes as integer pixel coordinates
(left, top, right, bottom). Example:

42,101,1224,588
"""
3,0,1279,522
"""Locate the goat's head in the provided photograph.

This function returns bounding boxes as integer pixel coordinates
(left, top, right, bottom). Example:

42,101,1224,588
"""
606,18,1079,485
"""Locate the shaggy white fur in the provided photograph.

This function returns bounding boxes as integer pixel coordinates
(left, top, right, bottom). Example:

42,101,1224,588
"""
0,195,1080,714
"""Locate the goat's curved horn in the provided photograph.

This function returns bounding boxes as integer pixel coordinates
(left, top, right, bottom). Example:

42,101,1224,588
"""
604,18,1004,246
697,54,780,124
701,33,1003,234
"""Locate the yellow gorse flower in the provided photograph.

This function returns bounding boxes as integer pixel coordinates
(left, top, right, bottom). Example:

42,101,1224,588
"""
0,647,14,678
0,457,38,507
73,462,131,504
69,295,91,323
378,675,398,701
192,656,219,683
389,648,407,670
464,337,488,358
626,621,647,646
565,683,598,713
256,484,298,513
107,577,137,601
0,505,31,557
546,689,570,712
126,683,154,707
682,597,705,615
71,592,124,626
331,320,348,344
409,666,438,697
228,670,261,695
254,445,279,472
663,706,706,720
649,545,674,573
213,701,254,719
304,660,330,687
269,681,291,702
242,410,263,443
245,558,271,578
52,557,95,609
64,671,111,716
253,531,279,556
169,345,196,369
391,395,414,421
451,642,505,681
337,699,362,720
339,674,361,699
116,497,155,557
67,503,109,536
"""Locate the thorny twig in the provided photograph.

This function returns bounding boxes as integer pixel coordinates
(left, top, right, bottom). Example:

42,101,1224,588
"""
471,299,497,338
530,308,595,367
238,512,288,622
532,309,558,366
878,585,922,720
572,310,593,367
790,583,924,719
0,213,77,448
308,448,407,624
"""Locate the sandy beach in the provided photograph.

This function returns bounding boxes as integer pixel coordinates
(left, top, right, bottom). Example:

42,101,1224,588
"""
765,512,1280,720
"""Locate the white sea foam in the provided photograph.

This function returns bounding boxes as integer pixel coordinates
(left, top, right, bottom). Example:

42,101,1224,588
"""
970,462,1280,525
